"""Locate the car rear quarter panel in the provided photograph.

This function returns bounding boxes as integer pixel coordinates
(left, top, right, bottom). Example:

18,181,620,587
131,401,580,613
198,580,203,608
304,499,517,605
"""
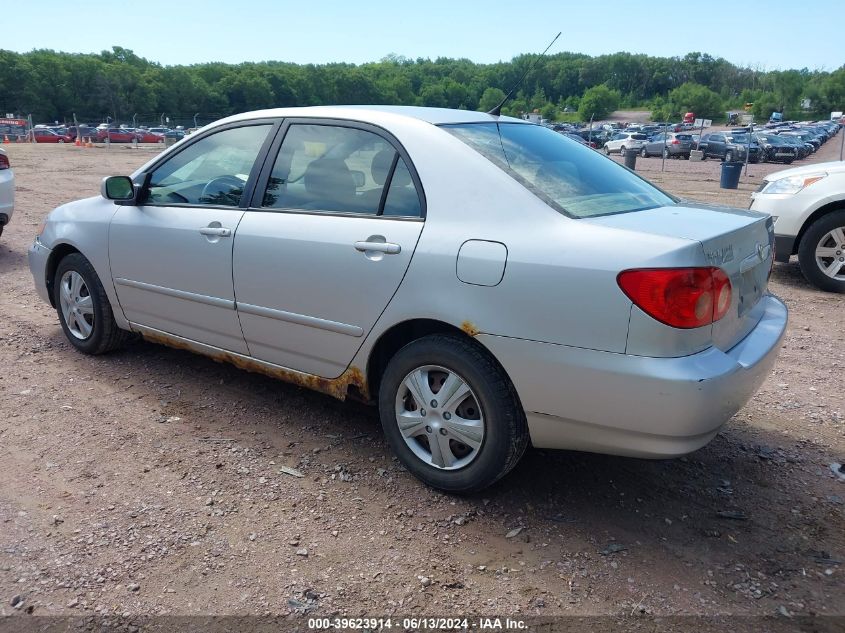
347,122,703,371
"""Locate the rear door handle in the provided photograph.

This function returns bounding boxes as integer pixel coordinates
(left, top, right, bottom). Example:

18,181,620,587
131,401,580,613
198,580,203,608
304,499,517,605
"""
354,241,401,254
199,227,231,237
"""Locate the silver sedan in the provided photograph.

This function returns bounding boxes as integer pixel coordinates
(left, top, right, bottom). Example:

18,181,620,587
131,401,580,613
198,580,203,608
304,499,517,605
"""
29,106,787,492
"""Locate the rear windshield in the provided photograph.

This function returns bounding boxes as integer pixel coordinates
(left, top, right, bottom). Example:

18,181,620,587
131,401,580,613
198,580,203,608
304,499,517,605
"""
442,122,675,218
675,134,692,140
629,133,648,140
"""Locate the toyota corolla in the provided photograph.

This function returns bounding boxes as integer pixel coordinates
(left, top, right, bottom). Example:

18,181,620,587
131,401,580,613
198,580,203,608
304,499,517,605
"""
29,106,787,492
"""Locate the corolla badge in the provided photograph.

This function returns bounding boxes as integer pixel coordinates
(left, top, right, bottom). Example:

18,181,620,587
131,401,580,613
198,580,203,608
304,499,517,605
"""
705,245,734,265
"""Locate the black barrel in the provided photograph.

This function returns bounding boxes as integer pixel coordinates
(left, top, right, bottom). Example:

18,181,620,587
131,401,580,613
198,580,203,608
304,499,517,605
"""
623,150,637,169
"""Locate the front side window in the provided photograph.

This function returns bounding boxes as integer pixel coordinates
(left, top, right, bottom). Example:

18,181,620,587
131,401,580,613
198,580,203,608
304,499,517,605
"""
443,122,674,219
144,124,272,207
262,124,421,217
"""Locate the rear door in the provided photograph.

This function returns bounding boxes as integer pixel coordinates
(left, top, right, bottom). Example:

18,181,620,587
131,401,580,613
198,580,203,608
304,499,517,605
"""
232,120,425,378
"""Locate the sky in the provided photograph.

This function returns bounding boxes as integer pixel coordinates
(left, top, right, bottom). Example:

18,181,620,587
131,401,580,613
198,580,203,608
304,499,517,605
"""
7,0,842,71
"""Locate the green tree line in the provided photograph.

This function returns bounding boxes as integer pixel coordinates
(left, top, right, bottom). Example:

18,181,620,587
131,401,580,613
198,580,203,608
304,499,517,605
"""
0,46,843,125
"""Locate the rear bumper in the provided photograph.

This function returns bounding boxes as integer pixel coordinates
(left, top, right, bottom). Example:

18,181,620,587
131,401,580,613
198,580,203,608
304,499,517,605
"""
479,294,787,458
28,238,53,305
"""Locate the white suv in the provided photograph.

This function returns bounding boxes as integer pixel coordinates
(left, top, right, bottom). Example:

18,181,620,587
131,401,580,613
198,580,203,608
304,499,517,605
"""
750,160,845,292
0,147,13,238
603,132,649,156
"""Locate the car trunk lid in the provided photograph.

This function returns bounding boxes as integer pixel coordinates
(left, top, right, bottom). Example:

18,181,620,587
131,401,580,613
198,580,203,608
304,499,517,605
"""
586,203,774,352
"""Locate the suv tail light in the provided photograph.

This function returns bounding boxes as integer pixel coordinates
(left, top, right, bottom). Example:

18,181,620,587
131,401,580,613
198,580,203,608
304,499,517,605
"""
671,139,680,145
617,267,732,329
0,153,9,170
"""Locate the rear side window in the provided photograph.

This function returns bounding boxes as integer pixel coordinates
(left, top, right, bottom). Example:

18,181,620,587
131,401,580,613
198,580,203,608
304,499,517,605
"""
443,122,674,219
262,124,422,217
630,134,648,140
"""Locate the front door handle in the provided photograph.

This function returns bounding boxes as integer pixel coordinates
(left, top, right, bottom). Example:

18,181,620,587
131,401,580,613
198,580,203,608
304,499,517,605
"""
199,226,231,237
354,240,401,255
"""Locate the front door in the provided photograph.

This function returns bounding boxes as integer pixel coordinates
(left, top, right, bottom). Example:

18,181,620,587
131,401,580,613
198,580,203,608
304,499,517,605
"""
232,121,425,378
110,123,275,354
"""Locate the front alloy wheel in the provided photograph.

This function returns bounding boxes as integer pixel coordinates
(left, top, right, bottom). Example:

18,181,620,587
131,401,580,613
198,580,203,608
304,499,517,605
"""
59,270,94,340
797,211,845,293
53,252,134,354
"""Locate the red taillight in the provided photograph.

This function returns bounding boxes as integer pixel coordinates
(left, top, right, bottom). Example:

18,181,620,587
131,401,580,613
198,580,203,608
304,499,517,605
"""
671,139,680,144
0,154,9,170
617,267,732,329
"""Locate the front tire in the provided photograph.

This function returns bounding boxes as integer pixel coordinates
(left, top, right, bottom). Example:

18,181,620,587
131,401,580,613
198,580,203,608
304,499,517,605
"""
54,253,133,354
797,211,845,293
378,334,528,493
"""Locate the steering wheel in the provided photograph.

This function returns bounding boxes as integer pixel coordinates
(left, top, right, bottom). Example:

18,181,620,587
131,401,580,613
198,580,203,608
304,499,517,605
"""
200,175,246,204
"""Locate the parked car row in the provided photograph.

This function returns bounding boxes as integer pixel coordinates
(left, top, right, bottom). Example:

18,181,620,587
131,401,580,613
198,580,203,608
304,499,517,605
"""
697,120,840,165
27,123,190,144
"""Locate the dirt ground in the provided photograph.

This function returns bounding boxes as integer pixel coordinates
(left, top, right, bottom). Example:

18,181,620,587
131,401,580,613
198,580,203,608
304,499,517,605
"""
0,137,843,628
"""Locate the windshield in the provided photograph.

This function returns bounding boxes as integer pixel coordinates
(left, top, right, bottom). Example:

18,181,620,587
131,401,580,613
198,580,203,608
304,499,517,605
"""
442,122,675,218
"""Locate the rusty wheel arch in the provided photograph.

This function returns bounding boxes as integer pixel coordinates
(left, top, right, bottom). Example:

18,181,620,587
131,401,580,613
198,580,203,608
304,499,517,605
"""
365,318,492,402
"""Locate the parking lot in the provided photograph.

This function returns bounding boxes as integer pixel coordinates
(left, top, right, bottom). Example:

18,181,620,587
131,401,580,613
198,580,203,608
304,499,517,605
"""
0,141,843,623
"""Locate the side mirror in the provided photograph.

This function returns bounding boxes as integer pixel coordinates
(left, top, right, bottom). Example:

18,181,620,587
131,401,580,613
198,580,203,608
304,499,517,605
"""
101,176,135,202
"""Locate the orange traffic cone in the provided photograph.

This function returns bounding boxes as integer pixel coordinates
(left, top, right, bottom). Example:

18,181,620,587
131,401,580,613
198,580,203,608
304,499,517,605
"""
2,135,9,144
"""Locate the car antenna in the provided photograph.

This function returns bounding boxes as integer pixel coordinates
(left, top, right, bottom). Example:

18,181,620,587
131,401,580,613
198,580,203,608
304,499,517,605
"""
488,31,561,117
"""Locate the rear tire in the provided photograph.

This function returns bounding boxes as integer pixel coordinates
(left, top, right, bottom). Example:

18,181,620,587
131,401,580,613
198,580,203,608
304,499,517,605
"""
620,146,627,157
725,150,733,162
54,253,134,354
640,147,648,158
378,334,528,494
797,210,845,293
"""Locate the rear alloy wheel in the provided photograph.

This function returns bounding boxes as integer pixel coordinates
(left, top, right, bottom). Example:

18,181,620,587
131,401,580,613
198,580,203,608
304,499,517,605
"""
54,253,134,354
798,211,845,293
725,150,734,162
640,147,648,158
378,334,528,493
663,148,670,159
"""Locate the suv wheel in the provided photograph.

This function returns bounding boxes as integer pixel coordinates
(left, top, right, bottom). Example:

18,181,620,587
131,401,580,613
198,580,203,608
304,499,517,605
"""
797,210,845,293
54,253,134,354
378,334,528,493
663,148,670,159
640,147,648,158
619,146,627,156
725,150,734,162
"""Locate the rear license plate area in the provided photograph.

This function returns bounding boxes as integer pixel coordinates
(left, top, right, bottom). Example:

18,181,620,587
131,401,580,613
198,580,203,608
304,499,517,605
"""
738,264,765,317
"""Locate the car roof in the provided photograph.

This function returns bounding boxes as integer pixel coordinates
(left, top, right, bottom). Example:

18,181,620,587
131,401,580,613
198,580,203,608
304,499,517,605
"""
214,105,528,128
